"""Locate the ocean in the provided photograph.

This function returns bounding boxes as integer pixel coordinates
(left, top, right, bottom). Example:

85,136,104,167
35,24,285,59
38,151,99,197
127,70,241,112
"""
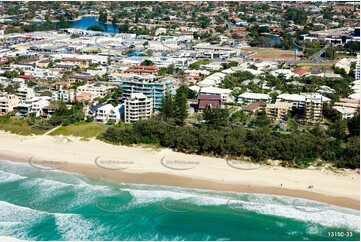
0,159,359,241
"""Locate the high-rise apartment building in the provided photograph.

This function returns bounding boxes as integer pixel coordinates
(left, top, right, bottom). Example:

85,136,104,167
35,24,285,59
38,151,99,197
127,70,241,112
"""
122,76,173,111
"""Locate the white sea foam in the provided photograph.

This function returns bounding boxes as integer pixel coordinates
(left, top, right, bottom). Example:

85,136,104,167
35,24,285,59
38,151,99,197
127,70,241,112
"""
54,213,111,241
0,201,46,222
1,159,360,235
122,184,360,232
0,201,47,241
0,236,27,241
0,171,27,183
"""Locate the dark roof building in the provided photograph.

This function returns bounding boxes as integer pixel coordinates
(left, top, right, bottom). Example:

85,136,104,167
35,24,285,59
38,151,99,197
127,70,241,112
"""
242,102,266,113
198,94,222,111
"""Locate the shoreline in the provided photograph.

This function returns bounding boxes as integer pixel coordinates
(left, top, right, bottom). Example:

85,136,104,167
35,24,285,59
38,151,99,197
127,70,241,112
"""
0,131,359,210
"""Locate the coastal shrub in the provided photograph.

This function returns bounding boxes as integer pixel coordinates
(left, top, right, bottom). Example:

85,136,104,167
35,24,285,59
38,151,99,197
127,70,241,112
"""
0,116,11,124
100,118,360,169
336,136,360,169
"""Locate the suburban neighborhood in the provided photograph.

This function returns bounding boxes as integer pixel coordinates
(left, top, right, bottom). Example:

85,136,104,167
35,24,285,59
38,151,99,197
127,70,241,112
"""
0,1,360,168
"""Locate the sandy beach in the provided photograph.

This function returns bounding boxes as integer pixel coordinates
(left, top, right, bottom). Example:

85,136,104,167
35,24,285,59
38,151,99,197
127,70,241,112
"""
0,130,359,210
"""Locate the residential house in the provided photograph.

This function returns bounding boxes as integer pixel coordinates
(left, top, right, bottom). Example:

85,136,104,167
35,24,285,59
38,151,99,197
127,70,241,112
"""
16,97,50,117
238,92,271,104
77,83,115,98
199,87,233,103
124,65,158,75
95,104,123,124
242,102,266,114
41,104,59,118
276,93,306,109
197,94,222,112
333,106,357,119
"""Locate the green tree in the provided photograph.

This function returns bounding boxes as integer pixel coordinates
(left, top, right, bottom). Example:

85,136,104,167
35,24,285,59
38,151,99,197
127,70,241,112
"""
118,24,129,33
4,83,20,94
2,70,19,79
159,92,175,118
57,20,70,29
322,103,341,123
328,120,348,140
284,8,307,25
204,107,229,127
347,113,360,137
337,136,360,169
98,11,108,23
252,111,271,128
40,91,52,97
174,85,188,125
344,41,360,55
87,25,105,32
140,60,154,66
111,15,118,25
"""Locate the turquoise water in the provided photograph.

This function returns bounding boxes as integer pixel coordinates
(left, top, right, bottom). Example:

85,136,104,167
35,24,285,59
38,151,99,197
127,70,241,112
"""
0,160,359,241
264,35,282,44
69,16,119,33
263,35,301,51
31,16,119,33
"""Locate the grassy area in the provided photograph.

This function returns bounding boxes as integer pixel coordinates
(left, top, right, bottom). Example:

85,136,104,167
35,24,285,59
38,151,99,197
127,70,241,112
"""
0,116,47,135
335,53,355,59
49,121,108,138
242,47,303,59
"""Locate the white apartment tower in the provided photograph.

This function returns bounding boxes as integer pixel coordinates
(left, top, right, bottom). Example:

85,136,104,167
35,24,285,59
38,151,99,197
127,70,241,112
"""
305,94,323,124
124,93,153,123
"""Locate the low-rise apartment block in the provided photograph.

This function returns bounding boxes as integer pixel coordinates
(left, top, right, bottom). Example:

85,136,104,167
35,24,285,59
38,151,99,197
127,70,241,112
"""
0,93,20,114
238,92,271,104
276,94,306,109
77,83,115,98
17,86,35,101
52,89,76,103
266,102,293,121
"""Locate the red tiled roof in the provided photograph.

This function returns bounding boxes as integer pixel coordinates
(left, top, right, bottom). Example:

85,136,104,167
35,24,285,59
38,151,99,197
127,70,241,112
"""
17,75,34,79
294,68,307,76
198,100,221,109
134,65,157,70
242,102,266,112
198,94,222,100
62,58,84,62
198,94,222,109
124,69,156,73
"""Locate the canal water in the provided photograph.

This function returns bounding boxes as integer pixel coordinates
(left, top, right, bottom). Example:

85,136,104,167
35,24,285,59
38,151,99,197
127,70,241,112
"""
31,16,119,33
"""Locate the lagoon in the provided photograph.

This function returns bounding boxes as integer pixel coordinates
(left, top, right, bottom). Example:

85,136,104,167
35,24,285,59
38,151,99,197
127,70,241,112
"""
31,16,119,33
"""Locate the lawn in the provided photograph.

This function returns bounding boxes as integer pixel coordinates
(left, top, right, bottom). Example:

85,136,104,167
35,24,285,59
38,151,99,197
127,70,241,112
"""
49,121,108,138
0,116,47,135
242,47,303,59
